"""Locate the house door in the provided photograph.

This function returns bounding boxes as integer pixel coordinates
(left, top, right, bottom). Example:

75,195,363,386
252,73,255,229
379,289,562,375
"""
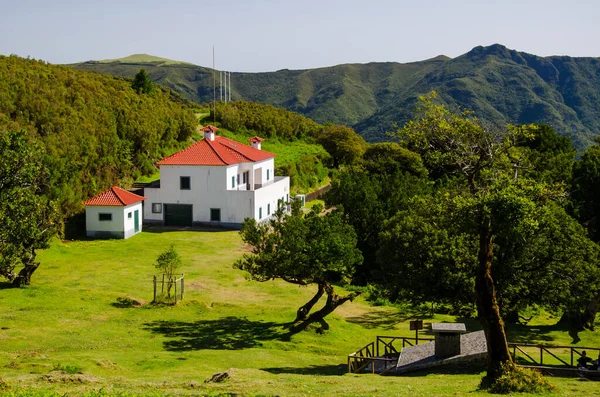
134,210,139,233
164,204,193,227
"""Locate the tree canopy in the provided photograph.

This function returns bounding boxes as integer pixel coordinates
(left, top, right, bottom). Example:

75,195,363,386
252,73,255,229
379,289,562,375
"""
0,129,59,286
235,201,362,324
388,92,600,380
132,68,154,94
0,55,197,219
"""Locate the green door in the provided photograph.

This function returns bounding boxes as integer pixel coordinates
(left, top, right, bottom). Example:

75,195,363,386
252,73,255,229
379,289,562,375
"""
134,210,139,233
164,204,193,226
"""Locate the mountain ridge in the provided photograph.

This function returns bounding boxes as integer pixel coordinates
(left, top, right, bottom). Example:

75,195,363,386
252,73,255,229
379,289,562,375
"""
72,44,600,149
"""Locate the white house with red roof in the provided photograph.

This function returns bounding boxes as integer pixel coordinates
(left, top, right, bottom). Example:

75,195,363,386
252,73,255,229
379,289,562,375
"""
84,186,146,239
142,126,290,227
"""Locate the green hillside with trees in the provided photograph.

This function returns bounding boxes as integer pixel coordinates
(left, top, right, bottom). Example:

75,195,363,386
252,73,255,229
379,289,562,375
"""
0,55,198,218
72,44,600,149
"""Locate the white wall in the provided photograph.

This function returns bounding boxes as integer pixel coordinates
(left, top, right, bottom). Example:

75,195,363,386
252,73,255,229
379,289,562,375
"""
86,202,143,239
143,159,288,226
122,202,143,238
86,206,124,238
253,176,290,221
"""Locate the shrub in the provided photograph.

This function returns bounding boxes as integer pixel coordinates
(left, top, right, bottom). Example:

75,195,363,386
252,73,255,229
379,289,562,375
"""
482,361,555,394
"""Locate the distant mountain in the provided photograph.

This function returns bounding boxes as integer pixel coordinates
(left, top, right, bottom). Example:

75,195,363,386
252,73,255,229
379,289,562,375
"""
72,45,600,149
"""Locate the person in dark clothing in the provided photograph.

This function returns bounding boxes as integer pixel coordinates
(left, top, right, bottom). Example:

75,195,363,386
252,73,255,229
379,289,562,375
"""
578,350,593,369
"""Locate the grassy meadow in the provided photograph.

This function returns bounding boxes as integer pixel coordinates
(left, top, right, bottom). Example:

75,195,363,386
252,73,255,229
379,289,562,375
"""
1,229,600,396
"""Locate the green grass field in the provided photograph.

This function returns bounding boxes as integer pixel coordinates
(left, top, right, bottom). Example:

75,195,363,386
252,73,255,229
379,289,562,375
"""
1,229,599,396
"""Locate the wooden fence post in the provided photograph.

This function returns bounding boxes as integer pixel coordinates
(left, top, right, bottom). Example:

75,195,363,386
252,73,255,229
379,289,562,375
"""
153,275,157,302
181,273,184,301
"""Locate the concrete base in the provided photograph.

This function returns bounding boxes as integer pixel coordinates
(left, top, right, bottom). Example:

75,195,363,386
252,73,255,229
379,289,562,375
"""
385,331,487,375
86,230,125,239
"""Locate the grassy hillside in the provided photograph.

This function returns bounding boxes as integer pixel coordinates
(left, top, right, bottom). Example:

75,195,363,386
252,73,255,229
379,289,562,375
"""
72,45,600,149
0,231,597,396
0,55,198,217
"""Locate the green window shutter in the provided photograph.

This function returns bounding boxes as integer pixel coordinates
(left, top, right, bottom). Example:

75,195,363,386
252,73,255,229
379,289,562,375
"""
231,176,235,188
259,207,262,219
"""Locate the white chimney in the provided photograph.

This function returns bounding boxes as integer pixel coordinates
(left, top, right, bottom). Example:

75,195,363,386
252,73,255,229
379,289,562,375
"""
202,125,218,141
249,136,264,150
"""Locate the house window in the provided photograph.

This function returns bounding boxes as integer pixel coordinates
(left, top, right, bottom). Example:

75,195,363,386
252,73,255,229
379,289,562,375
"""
242,171,248,184
210,208,221,222
98,213,112,221
237,174,240,184
180,176,191,190
231,176,235,188
267,203,270,215
259,207,262,219
128,212,132,219
152,203,162,213
267,169,270,181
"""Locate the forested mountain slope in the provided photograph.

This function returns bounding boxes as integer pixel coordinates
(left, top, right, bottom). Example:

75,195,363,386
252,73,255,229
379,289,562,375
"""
0,55,197,217
73,45,600,149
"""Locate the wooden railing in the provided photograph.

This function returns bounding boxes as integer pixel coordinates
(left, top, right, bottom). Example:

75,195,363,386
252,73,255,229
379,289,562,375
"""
349,337,600,375
348,336,434,374
509,343,600,368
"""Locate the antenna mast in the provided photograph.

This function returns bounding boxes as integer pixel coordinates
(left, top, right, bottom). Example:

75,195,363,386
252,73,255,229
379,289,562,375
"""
213,46,216,124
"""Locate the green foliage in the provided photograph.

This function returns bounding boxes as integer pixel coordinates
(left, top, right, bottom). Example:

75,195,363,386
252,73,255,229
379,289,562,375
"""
214,101,323,140
362,142,428,178
482,361,554,394
384,93,600,379
235,202,362,321
572,143,600,241
131,68,154,94
0,130,60,286
317,125,367,167
519,124,575,185
326,165,430,285
154,245,182,278
0,55,197,218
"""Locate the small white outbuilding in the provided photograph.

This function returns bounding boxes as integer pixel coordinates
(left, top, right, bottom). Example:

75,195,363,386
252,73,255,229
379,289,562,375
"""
84,186,146,239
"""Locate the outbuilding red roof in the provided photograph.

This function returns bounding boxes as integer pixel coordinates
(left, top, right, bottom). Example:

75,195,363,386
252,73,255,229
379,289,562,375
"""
156,136,275,166
84,186,146,207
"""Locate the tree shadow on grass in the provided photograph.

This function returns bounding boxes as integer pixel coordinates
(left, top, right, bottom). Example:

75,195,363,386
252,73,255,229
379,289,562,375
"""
399,361,486,377
144,317,292,351
261,364,346,376
505,321,569,344
0,281,14,290
345,304,438,330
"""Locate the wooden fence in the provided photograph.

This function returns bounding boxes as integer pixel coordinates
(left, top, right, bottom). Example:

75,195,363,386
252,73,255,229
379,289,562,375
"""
348,336,600,374
348,336,433,374
153,273,184,304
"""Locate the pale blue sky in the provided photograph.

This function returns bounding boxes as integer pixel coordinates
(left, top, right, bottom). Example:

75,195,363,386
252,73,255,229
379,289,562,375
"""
0,0,598,72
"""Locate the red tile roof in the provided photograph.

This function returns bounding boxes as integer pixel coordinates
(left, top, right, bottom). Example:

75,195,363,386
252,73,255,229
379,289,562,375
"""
84,186,146,207
156,136,275,166
201,125,219,132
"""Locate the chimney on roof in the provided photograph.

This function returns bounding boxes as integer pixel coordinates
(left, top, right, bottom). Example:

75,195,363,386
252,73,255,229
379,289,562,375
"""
249,136,264,150
202,125,218,141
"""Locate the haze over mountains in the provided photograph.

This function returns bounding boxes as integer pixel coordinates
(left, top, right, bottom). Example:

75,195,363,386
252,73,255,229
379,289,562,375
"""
73,44,600,149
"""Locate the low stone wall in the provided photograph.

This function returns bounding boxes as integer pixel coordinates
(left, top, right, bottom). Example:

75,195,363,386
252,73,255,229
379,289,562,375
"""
305,184,331,202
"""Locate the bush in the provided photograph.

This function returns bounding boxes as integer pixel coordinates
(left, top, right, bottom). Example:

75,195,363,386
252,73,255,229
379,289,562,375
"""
482,361,555,394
